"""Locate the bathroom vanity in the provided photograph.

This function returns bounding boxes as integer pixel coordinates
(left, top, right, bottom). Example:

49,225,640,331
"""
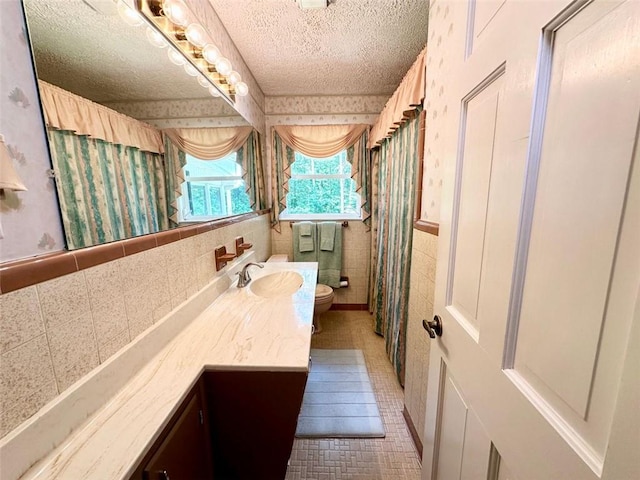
131,370,308,480
9,262,317,480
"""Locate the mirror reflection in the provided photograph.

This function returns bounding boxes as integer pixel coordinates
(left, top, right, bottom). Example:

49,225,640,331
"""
23,0,264,250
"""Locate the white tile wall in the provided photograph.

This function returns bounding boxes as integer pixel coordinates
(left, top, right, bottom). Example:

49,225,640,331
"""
404,228,438,442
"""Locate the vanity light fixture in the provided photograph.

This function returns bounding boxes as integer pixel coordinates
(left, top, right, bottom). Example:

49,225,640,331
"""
0,135,28,199
184,23,207,48
127,0,249,103
145,26,168,48
117,0,144,26
202,44,221,64
183,63,199,77
167,47,186,65
162,0,189,26
235,82,249,97
197,75,211,88
227,71,242,86
214,57,233,77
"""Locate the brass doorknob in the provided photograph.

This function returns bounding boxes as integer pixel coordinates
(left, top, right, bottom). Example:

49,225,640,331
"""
422,315,443,338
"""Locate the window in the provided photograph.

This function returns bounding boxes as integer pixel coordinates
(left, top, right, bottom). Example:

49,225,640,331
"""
283,150,360,219
179,152,251,221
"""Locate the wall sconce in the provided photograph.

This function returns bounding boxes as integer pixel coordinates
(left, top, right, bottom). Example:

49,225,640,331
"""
0,134,27,200
118,0,249,104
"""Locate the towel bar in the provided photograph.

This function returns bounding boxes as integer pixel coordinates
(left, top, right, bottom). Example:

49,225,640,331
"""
289,221,348,228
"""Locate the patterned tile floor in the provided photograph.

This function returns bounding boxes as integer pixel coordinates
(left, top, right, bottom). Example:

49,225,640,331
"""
285,311,422,480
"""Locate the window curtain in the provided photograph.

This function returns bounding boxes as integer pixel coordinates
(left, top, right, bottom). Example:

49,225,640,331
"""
271,124,370,230
271,131,296,231
368,47,426,148
369,108,423,385
346,129,371,226
48,129,168,249
163,136,187,228
39,80,163,154
163,127,262,226
236,131,267,211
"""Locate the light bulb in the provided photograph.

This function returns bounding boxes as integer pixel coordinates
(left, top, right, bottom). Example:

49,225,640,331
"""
202,44,220,64
146,27,168,48
235,82,249,96
184,63,199,76
227,71,241,86
208,86,221,97
197,75,210,88
163,0,189,27
117,0,143,27
185,23,207,48
167,48,185,66
215,57,232,76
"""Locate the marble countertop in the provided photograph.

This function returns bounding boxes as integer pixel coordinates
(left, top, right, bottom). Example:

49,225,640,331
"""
20,262,317,480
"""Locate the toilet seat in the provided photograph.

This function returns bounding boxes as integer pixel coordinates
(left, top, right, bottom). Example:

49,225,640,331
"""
315,284,333,300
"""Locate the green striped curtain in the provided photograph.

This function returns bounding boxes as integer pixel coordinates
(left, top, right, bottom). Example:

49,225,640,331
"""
48,129,168,249
236,131,267,211
370,108,422,385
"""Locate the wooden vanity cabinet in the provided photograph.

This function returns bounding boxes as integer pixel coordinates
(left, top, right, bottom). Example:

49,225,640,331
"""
131,380,214,480
203,370,308,480
130,370,307,480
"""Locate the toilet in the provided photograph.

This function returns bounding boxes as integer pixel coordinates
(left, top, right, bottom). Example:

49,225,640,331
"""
313,284,334,333
266,255,334,333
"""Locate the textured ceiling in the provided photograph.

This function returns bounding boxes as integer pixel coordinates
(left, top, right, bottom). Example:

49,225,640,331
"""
23,0,428,106
209,0,428,96
23,0,219,104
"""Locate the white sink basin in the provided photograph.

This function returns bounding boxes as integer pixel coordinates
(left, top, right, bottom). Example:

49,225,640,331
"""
250,271,304,298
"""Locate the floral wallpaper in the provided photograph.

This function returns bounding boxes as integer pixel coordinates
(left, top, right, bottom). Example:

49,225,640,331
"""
265,95,389,115
420,0,449,223
0,0,64,262
103,98,251,130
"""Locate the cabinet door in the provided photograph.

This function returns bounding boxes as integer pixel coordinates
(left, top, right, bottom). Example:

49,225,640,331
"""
143,389,213,480
203,370,308,480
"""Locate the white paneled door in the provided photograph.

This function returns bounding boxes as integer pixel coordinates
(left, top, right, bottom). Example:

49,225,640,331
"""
422,1,639,479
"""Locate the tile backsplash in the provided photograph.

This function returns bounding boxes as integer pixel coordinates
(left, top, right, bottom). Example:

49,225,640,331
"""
0,214,271,438
271,220,370,305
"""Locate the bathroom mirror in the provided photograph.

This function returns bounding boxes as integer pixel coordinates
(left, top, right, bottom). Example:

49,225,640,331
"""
22,0,258,249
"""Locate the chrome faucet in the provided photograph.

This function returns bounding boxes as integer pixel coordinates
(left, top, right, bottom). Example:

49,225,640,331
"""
236,262,264,288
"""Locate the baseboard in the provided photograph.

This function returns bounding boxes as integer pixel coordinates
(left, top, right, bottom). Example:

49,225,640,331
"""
402,406,423,460
329,303,369,311
414,219,439,236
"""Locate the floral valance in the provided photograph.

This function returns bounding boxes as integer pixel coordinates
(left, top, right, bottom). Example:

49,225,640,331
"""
38,80,163,154
368,47,426,148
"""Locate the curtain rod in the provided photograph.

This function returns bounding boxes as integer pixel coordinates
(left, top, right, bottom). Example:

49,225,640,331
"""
289,221,349,228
